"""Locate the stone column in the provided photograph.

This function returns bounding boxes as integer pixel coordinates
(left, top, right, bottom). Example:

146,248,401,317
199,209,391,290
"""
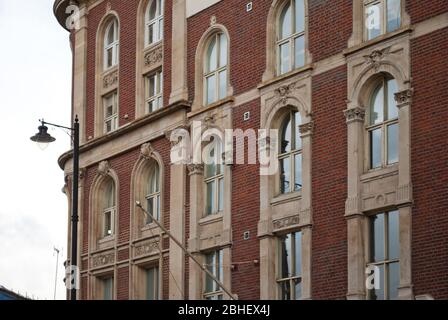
169,0,189,104
344,107,367,300
395,89,414,300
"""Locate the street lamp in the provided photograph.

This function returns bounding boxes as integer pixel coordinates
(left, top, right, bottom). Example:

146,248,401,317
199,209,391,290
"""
30,116,80,301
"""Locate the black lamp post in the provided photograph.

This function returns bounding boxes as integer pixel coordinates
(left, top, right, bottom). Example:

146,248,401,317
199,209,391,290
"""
31,116,80,301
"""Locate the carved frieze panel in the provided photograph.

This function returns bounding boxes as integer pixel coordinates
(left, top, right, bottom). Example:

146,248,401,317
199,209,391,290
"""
134,239,160,258
91,251,115,268
144,45,163,69
103,69,118,89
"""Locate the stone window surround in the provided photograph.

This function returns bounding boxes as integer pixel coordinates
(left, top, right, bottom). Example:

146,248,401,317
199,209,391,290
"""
344,33,413,300
94,11,121,138
88,161,120,253
258,72,313,300
192,22,234,111
130,255,163,300
263,0,311,83
91,268,116,300
136,0,164,119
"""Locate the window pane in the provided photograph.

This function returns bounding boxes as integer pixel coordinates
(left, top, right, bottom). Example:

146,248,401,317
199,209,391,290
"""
294,112,302,150
371,84,384,125
280,116,292,154
370,128,382,169
146,268,158,300
105,180,115,207
148,23,154,44
156,195,160,221
206,75,216,105
219,70,227,100
387,0,401,33
279,42,291,75
158,18,164,41
219,34,227,68
279,2,292,39
294,279,302,300
218,250,223,284
294,36,305,68
388,262,400,300
294,232,302,276
149,0,157,20
206,181,216,215
294,154,302,191
107,23,115,45
280,234,292,278
205,253,214,293
387,79,398,120
279,280,291,300
207,37,217,72
388,211,400,260
280,157,291,194
148,74,156,97
295,0,305,33
387,123,399,164
104,211,112,236
205,145,217,178
366,3,381,40
146,197,154,224
107,48,113,68
371,264,385,300
103,278,113,300
371,214,385,262
218,178,224,212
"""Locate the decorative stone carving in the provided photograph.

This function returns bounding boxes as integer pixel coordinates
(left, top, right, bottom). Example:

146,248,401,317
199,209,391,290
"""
299,121,314,136
344,107,366,123
98,160,110,176
92,252,114,268
103,69,118,89
140,143,155,160
210,15,217,26
394,89,414,108
363,47,390,71
274,83,296,105
187,164,204,176
135,240,160,257
144,45,163,68
273,215,300,231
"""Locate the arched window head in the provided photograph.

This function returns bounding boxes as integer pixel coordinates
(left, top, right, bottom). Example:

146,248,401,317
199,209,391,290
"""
277,0,305,75
204,32,228,105
365,0,401,41
145,0,164,47
145,161,161,224
102,178,116,237
204,137,224,215
104,18,119,70
279,110,302,194
367,77,399,169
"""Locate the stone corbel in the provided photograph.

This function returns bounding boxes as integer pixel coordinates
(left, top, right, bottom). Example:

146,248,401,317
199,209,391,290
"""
395,89,414,108
140,142,155,161
97,160,110,176
299,121,314,138
344,106,366,124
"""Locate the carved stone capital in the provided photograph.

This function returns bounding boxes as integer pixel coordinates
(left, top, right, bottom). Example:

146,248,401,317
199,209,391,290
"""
344,107,366,123
187,164,204,176
394,89,414,108
299,121,314,137
98,160,111,176
140,142,155,160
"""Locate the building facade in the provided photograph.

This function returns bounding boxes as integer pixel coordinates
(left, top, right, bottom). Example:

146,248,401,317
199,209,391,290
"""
53,0,448,300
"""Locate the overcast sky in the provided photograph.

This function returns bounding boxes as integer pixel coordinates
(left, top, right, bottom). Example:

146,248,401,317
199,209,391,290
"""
0,0,72,300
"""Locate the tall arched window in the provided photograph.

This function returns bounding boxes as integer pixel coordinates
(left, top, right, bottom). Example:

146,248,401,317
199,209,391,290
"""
145,0,164,47
102,178,116,237
279,110,302,194
277,0,305,75
367,77,399,169
145,162,160,224
104,18,119,70
204,32,228,105
205,138,224,215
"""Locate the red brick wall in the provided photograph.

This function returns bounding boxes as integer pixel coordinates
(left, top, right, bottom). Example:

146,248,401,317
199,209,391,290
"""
407,0,448,23
117,266,129,300
311,65,348,299
410,27,448,300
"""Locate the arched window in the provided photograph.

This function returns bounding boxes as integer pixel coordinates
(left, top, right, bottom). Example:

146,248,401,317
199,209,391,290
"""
279,110,302,194
102,178,116,237
367,77,399,169
277,0,305,75
365,0,401,41
145,0,164,47
104,18,119,70
145,162,160,224
204,138,224,215
204,32,228,105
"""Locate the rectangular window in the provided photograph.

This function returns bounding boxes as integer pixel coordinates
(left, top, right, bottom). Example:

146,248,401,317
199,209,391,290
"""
103,208,114,237
146,70,163,114
278,231,302,300
146,267,159,300
368,211,400,300
102,277,114,300
365,0,401,41
204,250,223,300
103,92,118,133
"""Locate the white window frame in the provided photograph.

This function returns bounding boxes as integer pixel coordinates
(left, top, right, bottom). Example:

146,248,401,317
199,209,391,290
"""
203,250,224,300
277,231,302,300
277,0,306,75
102,207,115,237
366,78,399,170
103,91,119,134
145,0,164,47
204,141,224,216
145,70,163,114
204,32,228,106
104,19,119,70
145,165,161,224
278,110,302,194
364,0,402,41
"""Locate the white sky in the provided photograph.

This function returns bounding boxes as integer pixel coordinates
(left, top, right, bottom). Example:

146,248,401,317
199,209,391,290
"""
0,0,72,299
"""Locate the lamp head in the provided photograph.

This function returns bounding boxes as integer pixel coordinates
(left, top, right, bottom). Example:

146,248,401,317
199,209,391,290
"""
30,123,56,150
